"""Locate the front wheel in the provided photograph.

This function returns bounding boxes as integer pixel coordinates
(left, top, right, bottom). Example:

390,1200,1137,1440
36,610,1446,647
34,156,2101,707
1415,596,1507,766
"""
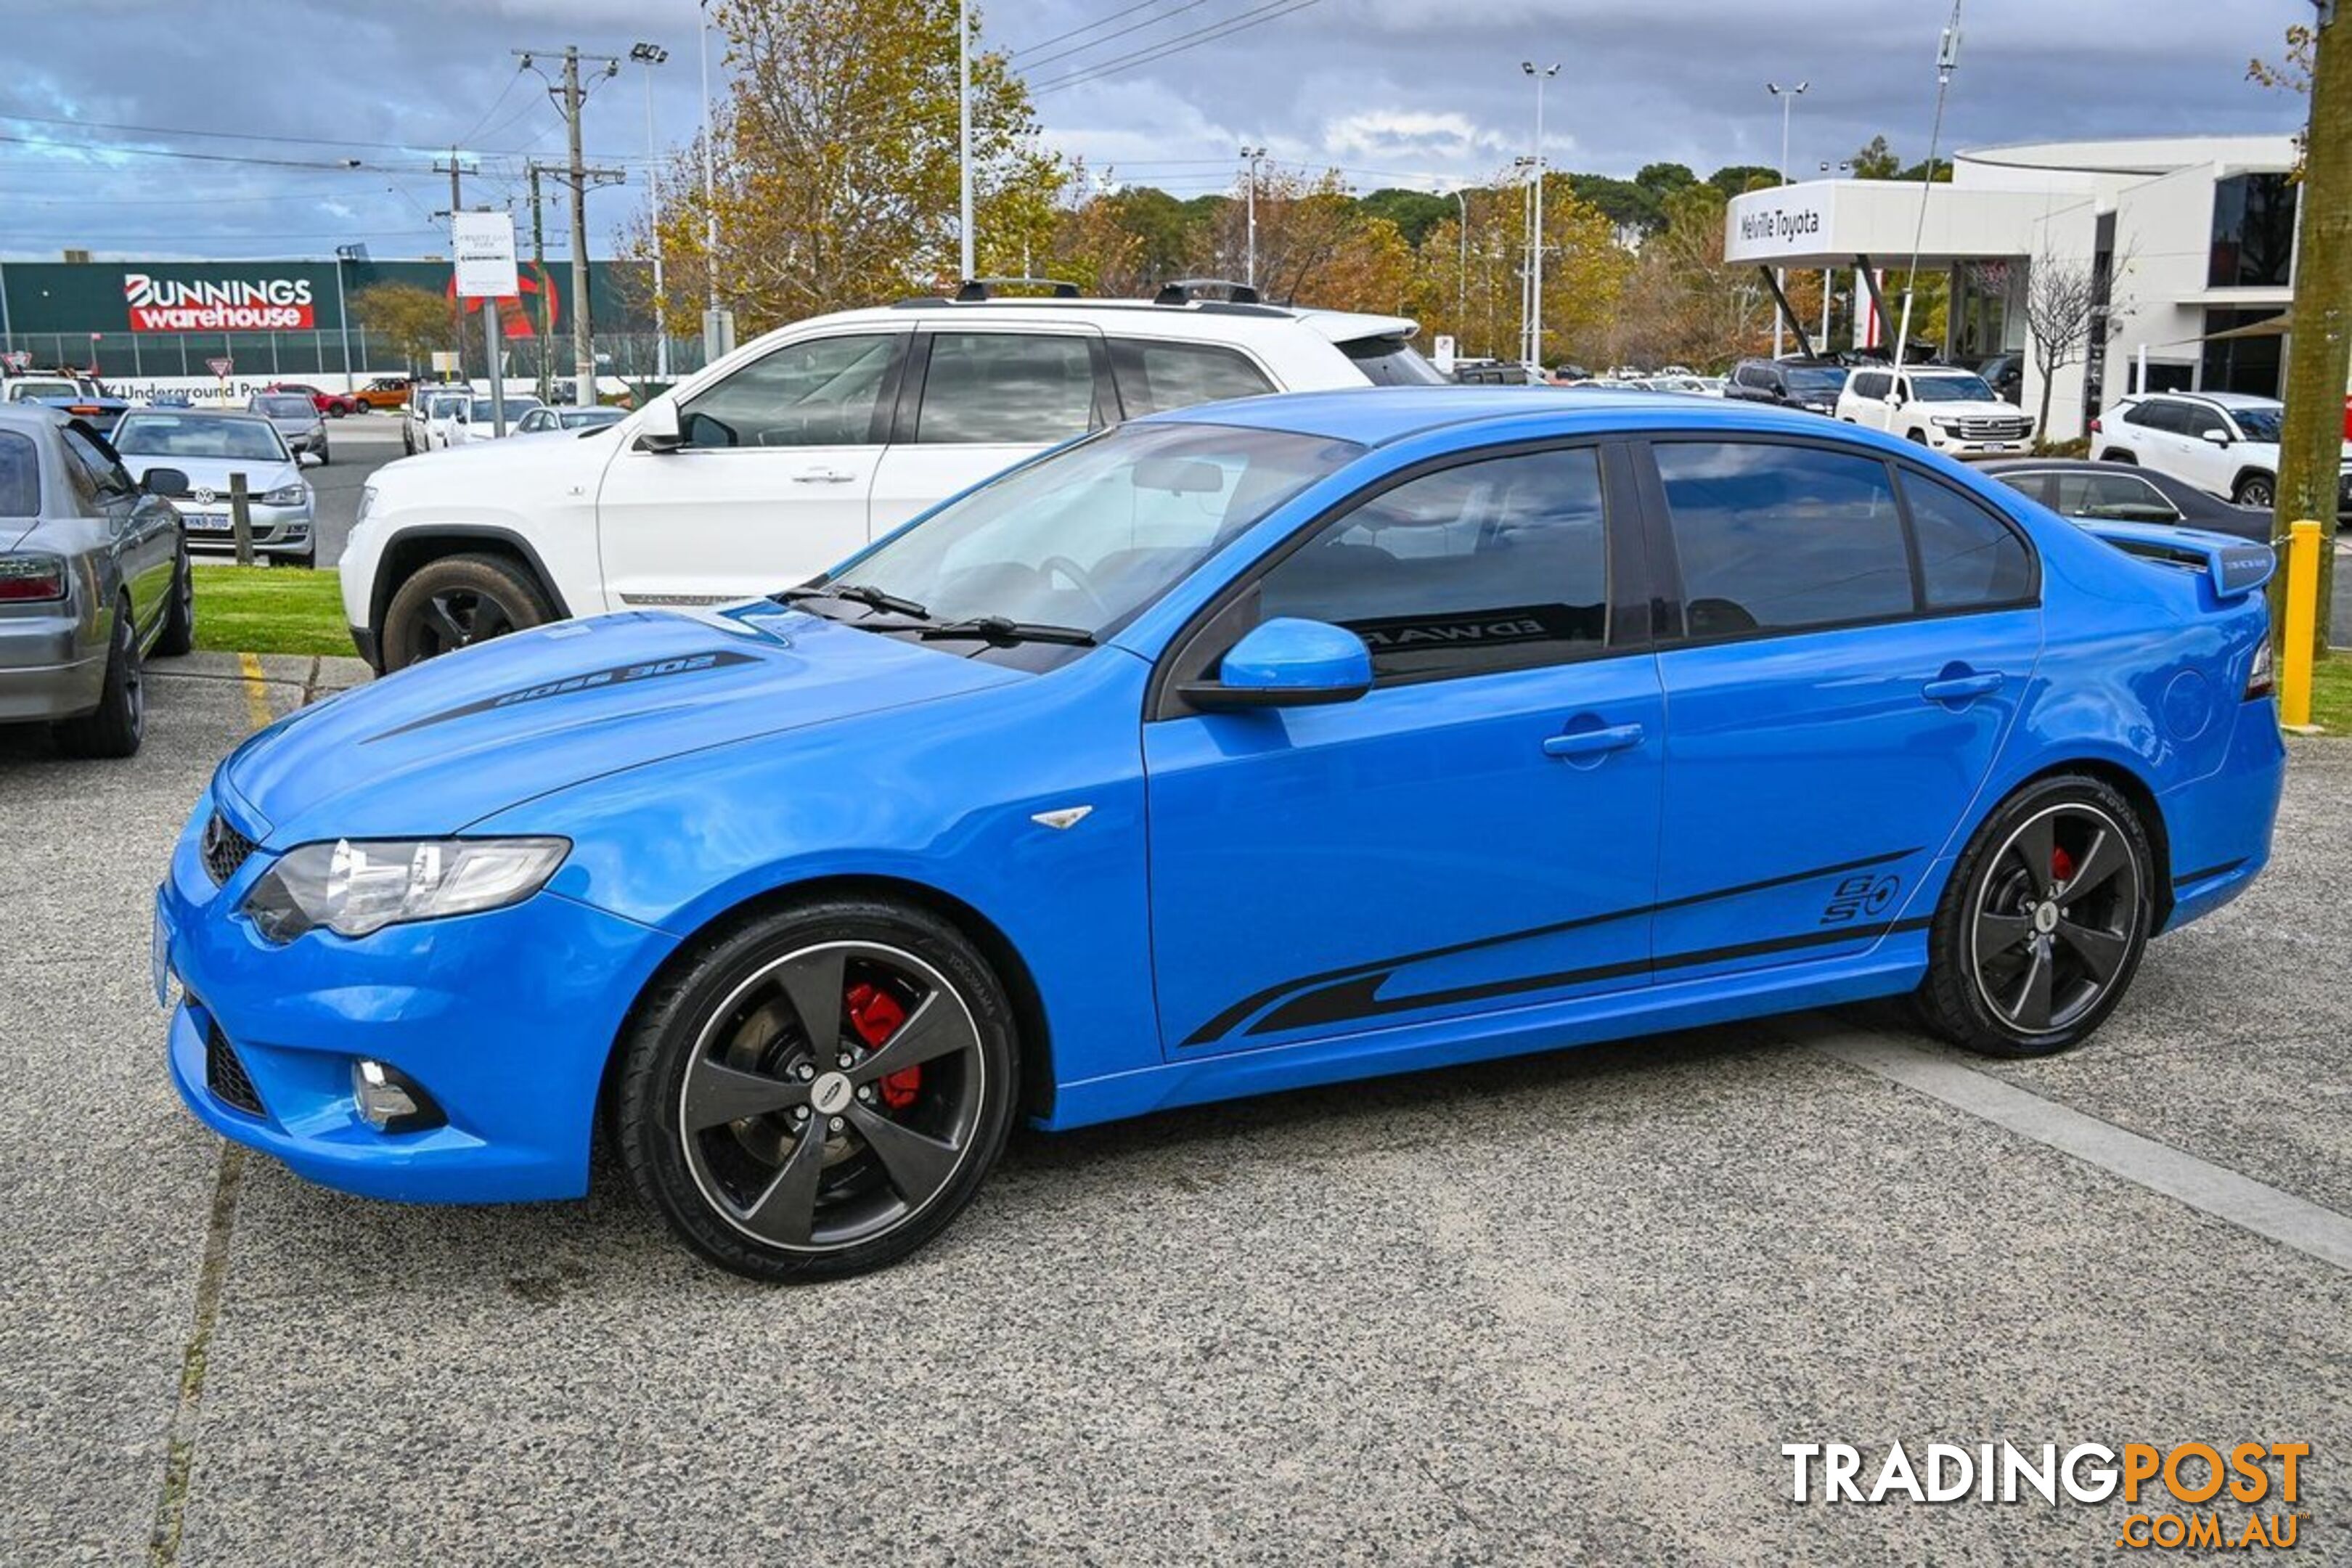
615,899,1019,1281
1914,775,2154,1057
379,552,552,670
2231,473,2275,510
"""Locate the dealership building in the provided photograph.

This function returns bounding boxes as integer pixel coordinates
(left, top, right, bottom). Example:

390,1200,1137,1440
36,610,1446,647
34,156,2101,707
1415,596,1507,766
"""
1724,134,2303,441
0,254,666,399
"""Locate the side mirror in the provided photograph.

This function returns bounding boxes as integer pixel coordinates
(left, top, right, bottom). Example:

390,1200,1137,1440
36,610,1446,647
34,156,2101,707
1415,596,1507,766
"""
1180,618,1373,710
2200,428,2231,446
636,396,684,452
297,450,324,469
141,467,189,497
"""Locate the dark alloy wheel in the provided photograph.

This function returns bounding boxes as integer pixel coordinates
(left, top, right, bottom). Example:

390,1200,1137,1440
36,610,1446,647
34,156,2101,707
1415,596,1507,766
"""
617,899,1018,1281
380,552,552,670
154,544,195,657
1916,776,2153,1056
2232,473,2275,510
53,597,146,759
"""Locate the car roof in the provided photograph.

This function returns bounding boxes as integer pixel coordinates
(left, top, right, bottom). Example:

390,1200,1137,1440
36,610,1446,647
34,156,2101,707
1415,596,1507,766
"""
2137,390,2279,409
121,407,274,425
1146,385,1854,446
0,403,67,433
811,295,1419,341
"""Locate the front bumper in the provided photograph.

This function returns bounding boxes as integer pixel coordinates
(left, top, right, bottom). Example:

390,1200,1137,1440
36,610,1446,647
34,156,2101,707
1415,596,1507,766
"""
0,609,105,722
181,501,313,558
158,791,674,1203
1925,428,2035,457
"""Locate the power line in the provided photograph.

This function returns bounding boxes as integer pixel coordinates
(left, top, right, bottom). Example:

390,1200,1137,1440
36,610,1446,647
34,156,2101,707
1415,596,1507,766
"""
1030,0,1323,94
0,131,405,172
1016,0,1215,73
452,66,530,150
1012,0,1170,55
0,109,462,156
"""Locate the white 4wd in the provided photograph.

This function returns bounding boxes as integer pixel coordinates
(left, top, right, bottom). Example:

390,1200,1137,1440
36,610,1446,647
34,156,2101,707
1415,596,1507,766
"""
1836,365,2036,456
343,287,1435,669
2091,391,2351,513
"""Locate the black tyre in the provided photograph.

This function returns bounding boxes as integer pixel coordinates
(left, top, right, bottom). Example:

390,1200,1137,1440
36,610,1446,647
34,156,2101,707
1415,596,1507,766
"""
1914,775,2154,1057
616,898,1019,1281
401,425,416,456
2231,473,2274,510
1906,428,1930,445
52,597,145,759
316,444,330,466
2098,448,2136,465
380,552,552,670
153,544,195,657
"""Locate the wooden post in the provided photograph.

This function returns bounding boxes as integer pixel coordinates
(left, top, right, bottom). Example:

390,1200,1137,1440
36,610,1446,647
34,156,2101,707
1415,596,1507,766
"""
229,470,253,567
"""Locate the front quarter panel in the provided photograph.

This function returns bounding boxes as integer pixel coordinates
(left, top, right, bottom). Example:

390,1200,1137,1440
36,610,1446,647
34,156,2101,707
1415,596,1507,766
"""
473,645,1165,1094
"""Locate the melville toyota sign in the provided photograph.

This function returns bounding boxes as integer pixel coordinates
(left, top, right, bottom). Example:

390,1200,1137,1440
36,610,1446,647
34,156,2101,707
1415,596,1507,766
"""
123,271,316,332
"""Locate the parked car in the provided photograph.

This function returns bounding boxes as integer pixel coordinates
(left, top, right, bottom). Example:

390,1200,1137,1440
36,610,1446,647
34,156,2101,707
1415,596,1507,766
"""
1723,357,1847,415
248,391,330,465
442,395,548,446
0,406,190,756
343,285,1444,671
1975,354,2024,406
110,409,320,565
2091,391,2352,515
265,382,361,418
351,376,413,412
1837,365,2036,457
1980,459,2272,544
513,405,626,436
3,368,135,422
160,388,2284,1280
401,385,468,456
1450,357,1545,386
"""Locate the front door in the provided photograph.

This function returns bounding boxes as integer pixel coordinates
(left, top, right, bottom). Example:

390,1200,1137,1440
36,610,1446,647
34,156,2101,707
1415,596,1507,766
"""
1145,443,1664,1054
1639,438,2043,981
594,330,907,610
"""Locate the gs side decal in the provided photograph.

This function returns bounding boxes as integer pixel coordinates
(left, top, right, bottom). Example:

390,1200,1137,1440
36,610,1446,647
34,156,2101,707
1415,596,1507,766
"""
366,650,759,741
1818,873,1901,926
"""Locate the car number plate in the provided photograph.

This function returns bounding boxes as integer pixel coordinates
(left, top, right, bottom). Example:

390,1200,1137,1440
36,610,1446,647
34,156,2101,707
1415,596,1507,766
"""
184,513,232,533
152,896,176,1009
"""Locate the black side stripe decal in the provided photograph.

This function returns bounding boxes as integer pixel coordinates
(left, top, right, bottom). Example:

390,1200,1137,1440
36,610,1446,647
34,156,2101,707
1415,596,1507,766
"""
1245,917,1935,1037
1181,846,1923,1047
2171,859,2247,887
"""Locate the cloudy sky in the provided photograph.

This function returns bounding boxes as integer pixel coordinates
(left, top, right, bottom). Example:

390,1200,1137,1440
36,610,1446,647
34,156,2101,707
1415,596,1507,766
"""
0,0,2310,261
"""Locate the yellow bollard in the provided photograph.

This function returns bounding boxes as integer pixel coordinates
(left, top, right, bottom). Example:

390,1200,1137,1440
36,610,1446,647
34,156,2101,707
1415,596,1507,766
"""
2279,519,2322,729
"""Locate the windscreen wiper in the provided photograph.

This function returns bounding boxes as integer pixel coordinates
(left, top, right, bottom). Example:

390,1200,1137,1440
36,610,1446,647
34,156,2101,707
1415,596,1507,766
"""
777,582,931,618
915,616,1097,648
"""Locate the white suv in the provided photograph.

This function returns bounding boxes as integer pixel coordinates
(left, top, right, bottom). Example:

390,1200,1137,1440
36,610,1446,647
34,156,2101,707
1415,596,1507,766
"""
1835,365,2035,456
343,286,1435,669
2092,391,2351,513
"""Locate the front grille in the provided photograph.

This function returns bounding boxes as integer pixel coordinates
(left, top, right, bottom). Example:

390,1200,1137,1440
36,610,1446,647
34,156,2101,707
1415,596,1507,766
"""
1958,417,2033,441
201,812,258,886
204,1022,266,1116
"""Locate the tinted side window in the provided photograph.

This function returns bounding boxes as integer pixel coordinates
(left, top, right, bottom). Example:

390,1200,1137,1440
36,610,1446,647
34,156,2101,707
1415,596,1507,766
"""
1901,473,2033,609
1257,446,1609,680
1655,442,1911,636
1849,371,1887,400
1990,470,2056,507
1734,365,1766,388
2179,402,2229,438
61,429,132,501
2051,472,2179,522
0,431,38,515
1108,339,1275,416
2127,399,2184,434
680,333,899,448
917,332,1106,444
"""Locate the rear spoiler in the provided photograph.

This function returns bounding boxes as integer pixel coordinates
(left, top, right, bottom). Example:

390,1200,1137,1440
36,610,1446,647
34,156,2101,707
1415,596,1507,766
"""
2073,519,2276,600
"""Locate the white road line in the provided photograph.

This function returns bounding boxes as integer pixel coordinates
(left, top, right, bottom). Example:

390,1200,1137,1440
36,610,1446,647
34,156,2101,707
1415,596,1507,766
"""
1803,1023,2352,1273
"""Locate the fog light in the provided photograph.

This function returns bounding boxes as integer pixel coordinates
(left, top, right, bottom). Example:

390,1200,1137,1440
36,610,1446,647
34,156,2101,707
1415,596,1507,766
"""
352,1058,442,1132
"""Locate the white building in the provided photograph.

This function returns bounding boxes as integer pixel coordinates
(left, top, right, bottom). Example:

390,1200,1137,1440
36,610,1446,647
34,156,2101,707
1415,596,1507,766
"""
1724,134,2301,441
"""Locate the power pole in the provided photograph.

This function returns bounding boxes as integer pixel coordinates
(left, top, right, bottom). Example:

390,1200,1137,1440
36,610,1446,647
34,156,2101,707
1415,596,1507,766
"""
517,47,626,404
1522,62,1559,370
2274,1,2348,658
528,162,553,404
433,150,467,374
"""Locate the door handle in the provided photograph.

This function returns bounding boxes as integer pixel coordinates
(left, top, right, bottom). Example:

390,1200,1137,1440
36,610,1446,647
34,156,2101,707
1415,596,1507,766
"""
793,468,855,484
1543,722,1646,759
1922,671,2004,703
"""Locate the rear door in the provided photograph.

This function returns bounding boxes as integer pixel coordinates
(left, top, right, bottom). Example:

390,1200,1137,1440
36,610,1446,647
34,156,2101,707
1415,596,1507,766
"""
867,326,1113,536
1639,436,2042,980
594,329,906,608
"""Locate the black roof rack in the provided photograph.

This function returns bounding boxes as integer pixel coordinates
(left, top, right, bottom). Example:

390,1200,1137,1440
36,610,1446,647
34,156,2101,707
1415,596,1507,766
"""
1153,277,1260,306
953,276,1080,301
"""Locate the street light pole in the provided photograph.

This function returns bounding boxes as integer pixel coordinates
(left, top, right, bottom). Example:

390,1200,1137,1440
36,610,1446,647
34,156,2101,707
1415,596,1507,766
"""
1767,80,1808,359
1241,146,1267,288
332,243,362,395
1450,187,1467,349
631,43,670,380
696,0,732,362
958,0,974,279
1522,62,1559,370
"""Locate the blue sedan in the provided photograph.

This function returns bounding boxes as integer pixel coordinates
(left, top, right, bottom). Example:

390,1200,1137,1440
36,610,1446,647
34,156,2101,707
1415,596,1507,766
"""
157,389,2285,1280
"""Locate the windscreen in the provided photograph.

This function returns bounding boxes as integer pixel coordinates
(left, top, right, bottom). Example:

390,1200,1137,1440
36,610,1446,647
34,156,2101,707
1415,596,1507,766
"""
112,415,287,462
256,396,314,419
1911,374,1998,403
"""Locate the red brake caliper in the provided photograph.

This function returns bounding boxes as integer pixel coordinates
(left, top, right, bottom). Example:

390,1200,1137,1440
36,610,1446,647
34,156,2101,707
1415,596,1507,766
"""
845,982,920,1110
2051,845,2077,887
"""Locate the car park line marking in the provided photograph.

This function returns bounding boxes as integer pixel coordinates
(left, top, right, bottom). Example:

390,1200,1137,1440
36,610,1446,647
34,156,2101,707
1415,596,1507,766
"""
1805,1022,2352,1273
147,655,273,1566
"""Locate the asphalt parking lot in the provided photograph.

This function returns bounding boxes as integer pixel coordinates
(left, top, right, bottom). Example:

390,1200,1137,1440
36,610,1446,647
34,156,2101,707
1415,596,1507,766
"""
1,649,2346,1566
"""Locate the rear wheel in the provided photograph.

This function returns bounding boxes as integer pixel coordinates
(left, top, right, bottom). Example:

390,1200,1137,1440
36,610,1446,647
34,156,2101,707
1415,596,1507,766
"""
380,552,552,670
1915,775,2152,1057
616,898,1018,1281
52,597,145,759
2231,473,2275,510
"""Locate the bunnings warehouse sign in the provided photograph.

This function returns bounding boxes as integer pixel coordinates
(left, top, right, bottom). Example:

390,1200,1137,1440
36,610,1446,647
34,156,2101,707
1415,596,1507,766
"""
125,272,316,332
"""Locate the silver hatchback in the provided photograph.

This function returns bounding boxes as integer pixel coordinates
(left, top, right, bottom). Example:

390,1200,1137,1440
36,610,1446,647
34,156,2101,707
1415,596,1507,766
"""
0,406,192,756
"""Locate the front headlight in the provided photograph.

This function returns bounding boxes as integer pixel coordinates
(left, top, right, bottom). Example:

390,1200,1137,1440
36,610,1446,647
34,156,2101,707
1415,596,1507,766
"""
243,837,569,942
356,484,378,525
1930,416,1964,430
259,482,309,506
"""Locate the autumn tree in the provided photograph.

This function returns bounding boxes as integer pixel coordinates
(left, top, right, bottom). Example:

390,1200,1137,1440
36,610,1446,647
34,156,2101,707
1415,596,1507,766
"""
348,282,455,370
2020,250,2102,442
637,0,1068,333
1190,168,1415,313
